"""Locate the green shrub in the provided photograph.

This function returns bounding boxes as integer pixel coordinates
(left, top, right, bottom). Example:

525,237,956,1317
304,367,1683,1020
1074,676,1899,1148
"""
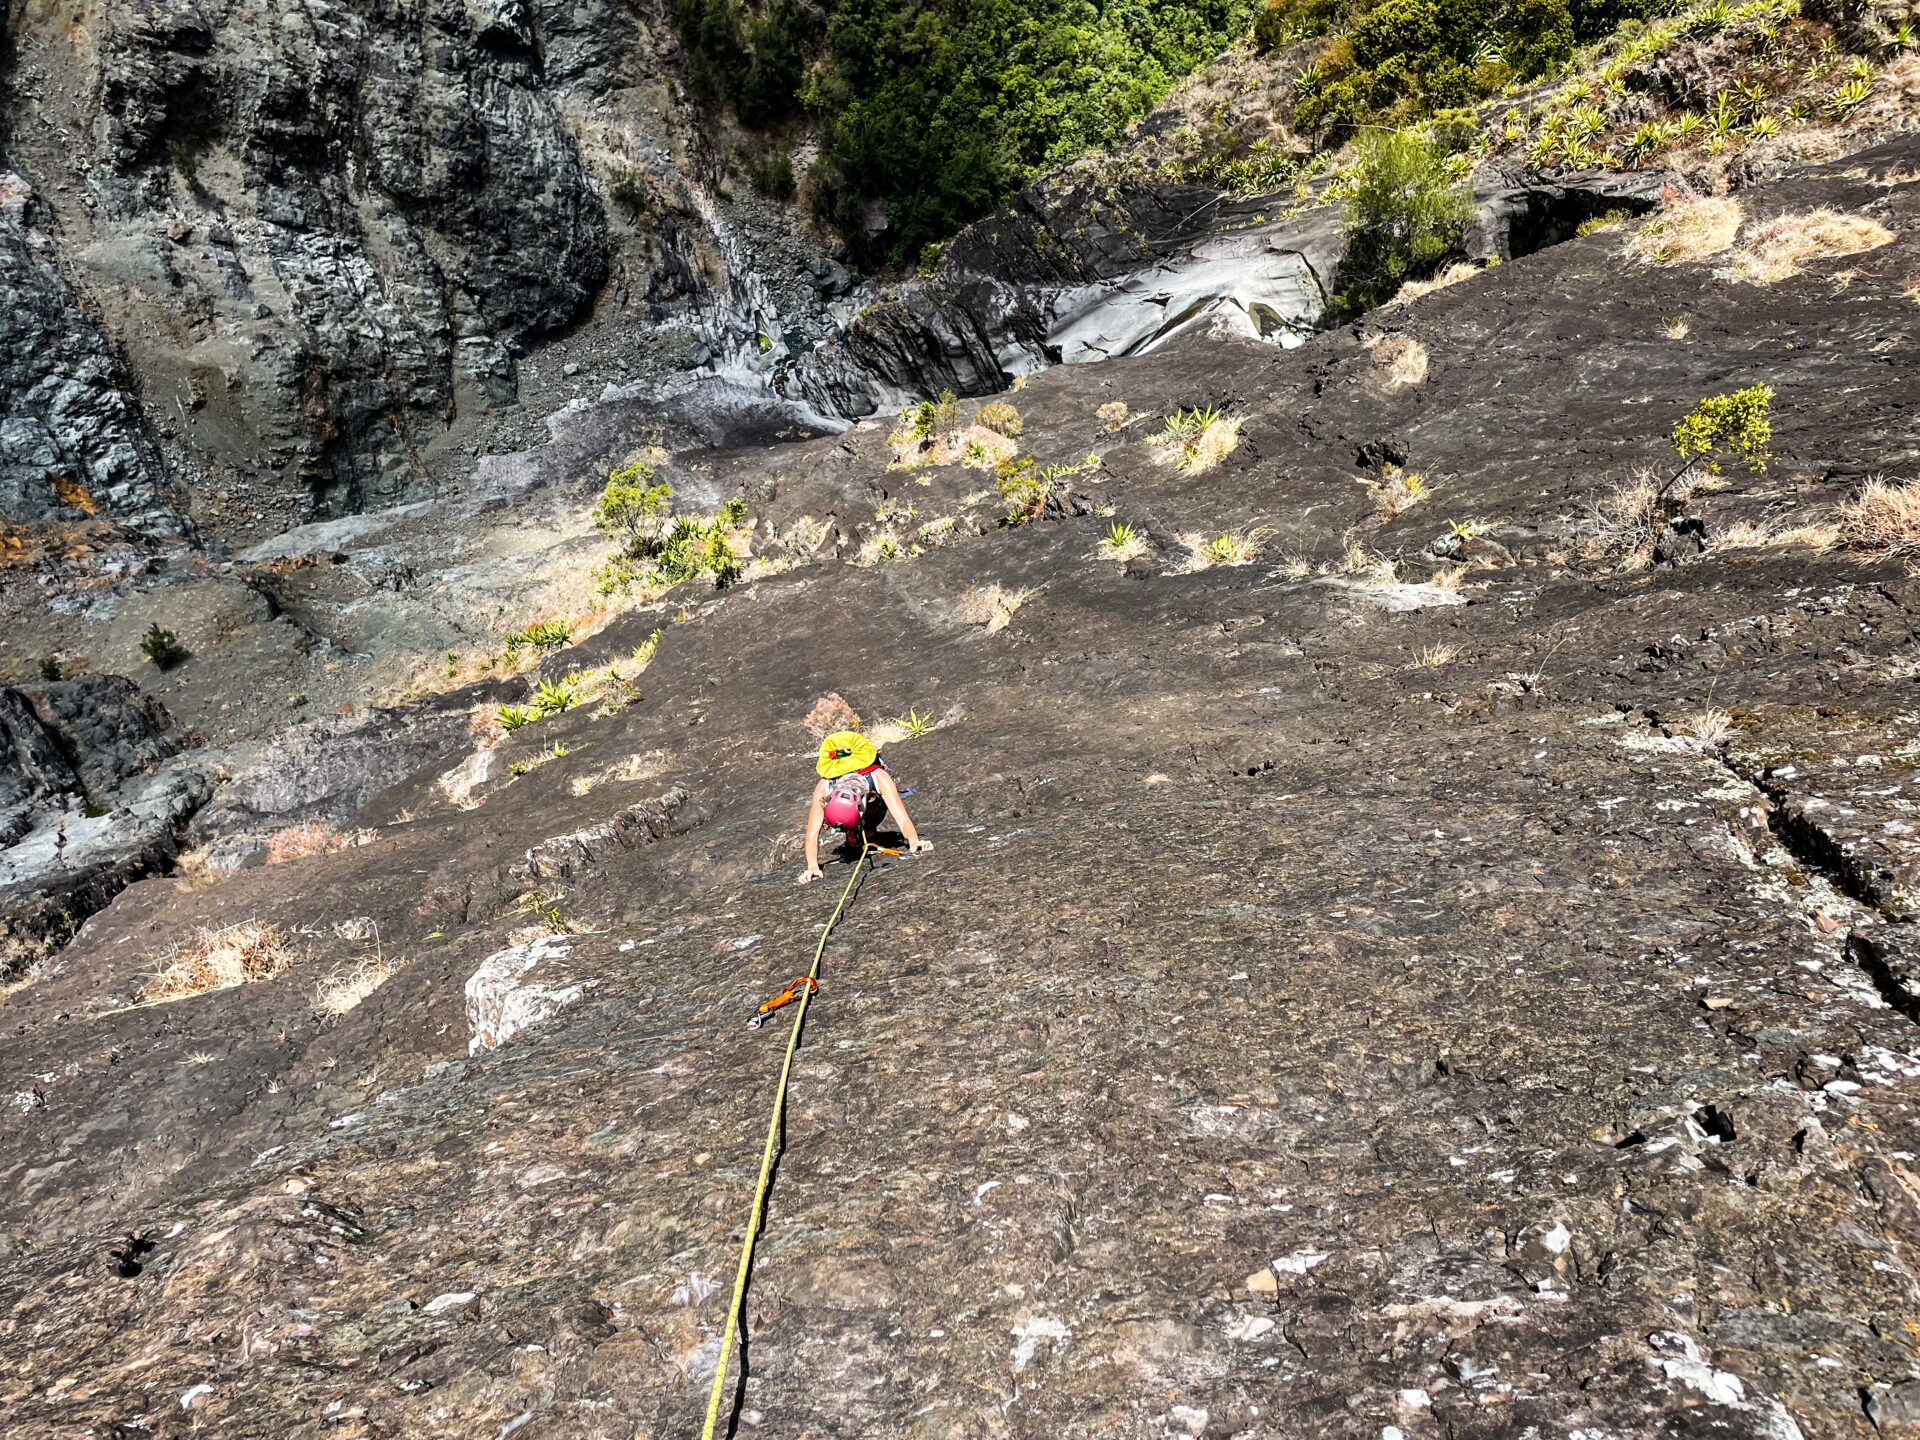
508,618,572,651
593,460,673,546
1333,129,1473,316
1291,0,1659,135
1672,385,1772,475
994,456,1054,525
1255,0,1342,50
609,168,650,219
976,400,1023,437
141,624,189,671
531,676,581,718
499,704,534,732
591,468,748,597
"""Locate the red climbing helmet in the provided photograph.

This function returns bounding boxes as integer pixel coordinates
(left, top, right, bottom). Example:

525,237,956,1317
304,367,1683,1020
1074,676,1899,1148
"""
822,791,862,830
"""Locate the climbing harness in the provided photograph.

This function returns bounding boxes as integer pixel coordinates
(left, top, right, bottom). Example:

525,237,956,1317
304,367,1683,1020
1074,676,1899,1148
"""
699,833,882,1440
744,975,817,1029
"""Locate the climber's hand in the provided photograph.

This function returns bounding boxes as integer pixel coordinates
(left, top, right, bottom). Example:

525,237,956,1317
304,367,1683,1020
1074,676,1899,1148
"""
798,865,823,885
909,837,933,855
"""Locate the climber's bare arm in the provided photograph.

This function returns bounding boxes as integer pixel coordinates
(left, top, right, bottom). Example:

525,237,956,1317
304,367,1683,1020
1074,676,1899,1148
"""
873,769,931,853
799,781,828,883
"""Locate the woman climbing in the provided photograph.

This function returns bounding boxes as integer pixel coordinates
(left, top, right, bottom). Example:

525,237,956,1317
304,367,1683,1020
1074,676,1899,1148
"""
799,728,931,883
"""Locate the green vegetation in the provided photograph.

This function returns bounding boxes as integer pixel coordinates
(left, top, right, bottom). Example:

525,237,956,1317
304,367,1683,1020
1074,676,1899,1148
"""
508,618,571,652
1286,0,1663,137
592,459,749,597
141,624,188,671
995,456,1055,524
678,0,1260,264
531,676,582,716
976,400,1023,437
1672,384,1772,474
893,707,937,737
1334,129,1473,314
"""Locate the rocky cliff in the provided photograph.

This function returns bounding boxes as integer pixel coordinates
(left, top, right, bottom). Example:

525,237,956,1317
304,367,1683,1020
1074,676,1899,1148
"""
4,126,1920,1437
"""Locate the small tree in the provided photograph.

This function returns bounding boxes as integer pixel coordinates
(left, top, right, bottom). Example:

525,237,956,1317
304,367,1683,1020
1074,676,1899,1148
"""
141,624,188,670
591,465,747,598
1334,129,1474,315
592,460,673,548
1671,384,1773,480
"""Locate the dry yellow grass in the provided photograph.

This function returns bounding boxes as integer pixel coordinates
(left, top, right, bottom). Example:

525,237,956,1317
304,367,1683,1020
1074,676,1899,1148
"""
140,921,296,1004
1837,478,1920,554
1362,333,1429,386
1333,541,1397,583
1392,262,1478,306
1371,466,1429,518
1729,209,1896,285
1172,527,1274,573
1097,525,1150,562
1662,316,1690,339
1430,565,1467,592
1096,400,1129,431
313,952,397,1019
1584,471,1667,569
1712,516,1839,553
1413,643,1459,668
976,401,1023,437
1151,410,1241,474
1627,194,1742,266
959,584,1036,633
1682,707,1736,747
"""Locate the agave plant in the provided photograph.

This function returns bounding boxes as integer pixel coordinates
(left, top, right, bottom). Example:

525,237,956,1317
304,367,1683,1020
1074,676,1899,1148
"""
1828,78,1874,116
498,704,534,732
531,676,580,718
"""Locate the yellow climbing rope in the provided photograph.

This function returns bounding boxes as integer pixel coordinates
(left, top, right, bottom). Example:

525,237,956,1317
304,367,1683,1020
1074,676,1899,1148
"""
699,835,875,1440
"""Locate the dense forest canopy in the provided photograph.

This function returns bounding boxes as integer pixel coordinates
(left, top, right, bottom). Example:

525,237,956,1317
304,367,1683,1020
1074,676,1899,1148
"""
675,0,1262,264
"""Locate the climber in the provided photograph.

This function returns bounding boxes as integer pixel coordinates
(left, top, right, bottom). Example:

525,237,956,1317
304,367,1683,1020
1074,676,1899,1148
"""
799,728,931,883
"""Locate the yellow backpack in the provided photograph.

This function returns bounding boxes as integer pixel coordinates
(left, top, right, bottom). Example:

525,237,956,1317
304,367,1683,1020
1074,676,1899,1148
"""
816,730,877,779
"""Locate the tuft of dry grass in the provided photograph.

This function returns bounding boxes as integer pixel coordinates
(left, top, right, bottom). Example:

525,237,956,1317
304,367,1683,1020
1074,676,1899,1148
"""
959,584,1036,634
1663,316,1691,339
1413,642,1460,668
1096,400,1129,432
1683,707,1736,747
1430,565,1468,592
1150,408,1241,474
1333,541,1397,584
313,951,397,1019
1627,193,1742,266
1362,333,1429,386
1729,209,1896,285
1097,522,1150,562
976,401,1023,437
140,921,296,1005
1392,262,1478,306
1370,466,1429,518
1837,477,1920,554
1583,470,1668,569
1172,526,1273,573
1713,511,1841,553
